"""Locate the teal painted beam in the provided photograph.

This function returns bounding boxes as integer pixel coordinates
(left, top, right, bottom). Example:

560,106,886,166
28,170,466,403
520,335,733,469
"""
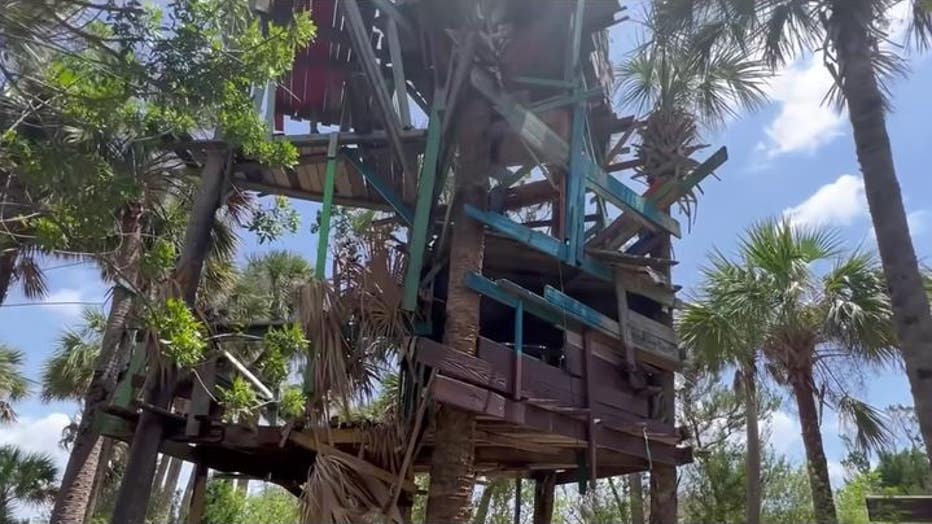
530,86,603,114
464,205,613,281
315,134,339,278
402,106,444,311
543,286,620,339
464,272,563,327
583,155,681,238
465,205,566,260
341,148,414,226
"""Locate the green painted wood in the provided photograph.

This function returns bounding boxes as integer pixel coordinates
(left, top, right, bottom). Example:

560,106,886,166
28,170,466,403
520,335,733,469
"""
341,148,415,226
465,204,613,281
315,133,339,278
543,286,620,339
584,155,681,238
402,106,444,310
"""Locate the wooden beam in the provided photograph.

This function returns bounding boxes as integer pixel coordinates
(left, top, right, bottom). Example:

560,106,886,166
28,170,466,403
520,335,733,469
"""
866,496,932,522
589,146,727,250
430,375,681,465
385,15,411,127
187,462,208,524
340,0,411,177
341,148,415,226
415,337,509,392
315,133,339,278
402,105,443,310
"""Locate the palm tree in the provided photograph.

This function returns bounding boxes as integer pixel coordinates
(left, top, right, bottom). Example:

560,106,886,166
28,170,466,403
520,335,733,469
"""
0,445,58,522
228,250,313,323
681,219,896,524
679,292,764,524
615,8,769,522
0,346,29,423
654,0,932,474
41,308,104,402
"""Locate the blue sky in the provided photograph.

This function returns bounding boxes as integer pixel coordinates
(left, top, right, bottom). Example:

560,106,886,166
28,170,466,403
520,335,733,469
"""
3,6,932,518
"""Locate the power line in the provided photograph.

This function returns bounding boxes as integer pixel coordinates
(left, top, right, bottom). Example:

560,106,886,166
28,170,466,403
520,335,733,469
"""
0,301,104,308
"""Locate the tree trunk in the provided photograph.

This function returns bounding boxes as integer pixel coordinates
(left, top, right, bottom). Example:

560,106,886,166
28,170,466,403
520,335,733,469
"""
109,152,227,524
742,362,761,524
84,437,114,524
629,473,645,524
789,368,837,524
0,249,16,306
425,98,491,524
51,202,144,524
472,479,504,524
606,477,629,524
831,5,932,465
532,472,556,524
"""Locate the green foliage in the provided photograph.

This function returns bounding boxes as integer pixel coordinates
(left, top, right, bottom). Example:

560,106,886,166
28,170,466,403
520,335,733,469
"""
218,376,259,423
140,237,177,280
146,298,207,368
0,444,58,522
875,447,932,495
202,481,299,524
837,471,882,524
248,197,301,245
41,308,104,402
0,346,29,423
203,480,247,524
279,386,307,421
261,324,308,386
241,486,300,524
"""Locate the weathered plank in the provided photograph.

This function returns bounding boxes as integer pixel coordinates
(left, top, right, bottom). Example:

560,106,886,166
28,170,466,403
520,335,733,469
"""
589,146,728,250
415,337,509,392
866,496,932,522
431,373,681,465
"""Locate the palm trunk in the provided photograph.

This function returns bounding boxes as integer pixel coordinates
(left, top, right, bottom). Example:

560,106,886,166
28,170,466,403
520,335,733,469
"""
606,477,629,524
425,98,491,524
789,368,836,524
51,202,143,524
831,7,932,464
109,152,227,524
472,479,505,524
84,437,115,524
742,362,761,524
0,249,16,305
628,473,645,524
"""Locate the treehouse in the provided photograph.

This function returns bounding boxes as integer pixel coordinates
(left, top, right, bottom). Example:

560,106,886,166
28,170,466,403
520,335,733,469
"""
99,0,728,522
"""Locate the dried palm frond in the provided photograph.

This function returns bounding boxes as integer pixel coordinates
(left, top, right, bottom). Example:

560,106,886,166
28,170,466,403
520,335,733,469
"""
297,279,353,416
300,453,403,524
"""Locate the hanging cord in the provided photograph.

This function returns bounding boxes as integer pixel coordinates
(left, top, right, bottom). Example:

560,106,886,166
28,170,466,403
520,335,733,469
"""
642,426,653,471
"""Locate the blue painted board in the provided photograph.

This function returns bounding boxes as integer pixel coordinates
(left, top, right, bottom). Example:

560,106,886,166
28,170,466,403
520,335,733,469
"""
341,148,415,226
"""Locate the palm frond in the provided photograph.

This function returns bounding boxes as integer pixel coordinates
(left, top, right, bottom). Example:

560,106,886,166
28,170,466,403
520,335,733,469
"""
821,251,898,363
0,346,29,422
14,253,48,299
836,395,892,453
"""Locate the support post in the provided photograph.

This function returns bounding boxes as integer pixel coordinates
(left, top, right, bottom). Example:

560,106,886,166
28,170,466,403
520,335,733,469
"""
532,472,556,524
187,462,209,524
582,332,597,488
386,15,411,127
513,301,523,401
402,105,444,310
108,151,228,524
514,477,523,524
315,133,339,278
565,0,588,263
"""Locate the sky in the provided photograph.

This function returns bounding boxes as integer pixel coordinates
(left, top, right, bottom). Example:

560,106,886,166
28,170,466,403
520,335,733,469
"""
3,3,932,520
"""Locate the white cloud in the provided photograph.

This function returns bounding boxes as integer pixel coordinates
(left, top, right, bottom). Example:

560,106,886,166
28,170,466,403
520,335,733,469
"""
765,410,802,457
784,174,868,228
759,56,846,158
0,413,72,520
39,288,95,318
908,210,929,237
828,460,847,489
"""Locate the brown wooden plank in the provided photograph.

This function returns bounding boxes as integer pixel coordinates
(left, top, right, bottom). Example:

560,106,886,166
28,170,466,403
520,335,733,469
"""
415,338,509,393
478,338,649,419
866,496,932,522
431,376,681,465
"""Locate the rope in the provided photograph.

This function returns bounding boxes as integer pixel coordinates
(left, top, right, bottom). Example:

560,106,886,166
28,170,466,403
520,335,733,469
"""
642,426,653,471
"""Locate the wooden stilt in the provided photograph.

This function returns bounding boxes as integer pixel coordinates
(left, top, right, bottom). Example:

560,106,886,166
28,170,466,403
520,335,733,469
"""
187,462,209,524
514,477,523,524
532,472,556,524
